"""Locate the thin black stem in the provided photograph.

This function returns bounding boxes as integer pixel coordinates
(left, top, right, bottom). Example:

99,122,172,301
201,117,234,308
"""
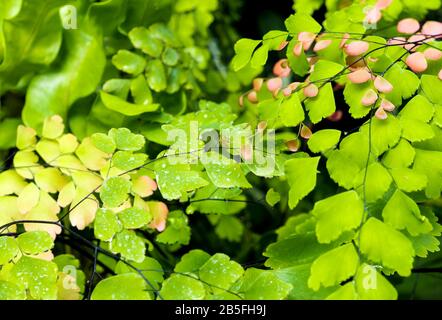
85,244,99,300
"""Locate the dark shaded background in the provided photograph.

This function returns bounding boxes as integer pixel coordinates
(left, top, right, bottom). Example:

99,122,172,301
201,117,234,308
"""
234,0,293,38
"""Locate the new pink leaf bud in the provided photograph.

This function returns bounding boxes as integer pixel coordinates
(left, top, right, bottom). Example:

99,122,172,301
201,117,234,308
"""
361,89,378,106
273,59,291,78
247,91,258,103
344,41,369,56
293,42,303,56
375,106,388,120
380,99,395,112
313,40,332,52
374,76,393,93
282,87,292,96
365,7,381,24
375,0,392,9
239,95,244,107
277,41,289,51
423,48,442,60
300,125,313,139
421,21,442,38
286,139,300,152
253,78,264,91
348,68,372,84
397,18,420,34
406,52,428,73
267,77,283,92
303,84,319,97
298,32,316,50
